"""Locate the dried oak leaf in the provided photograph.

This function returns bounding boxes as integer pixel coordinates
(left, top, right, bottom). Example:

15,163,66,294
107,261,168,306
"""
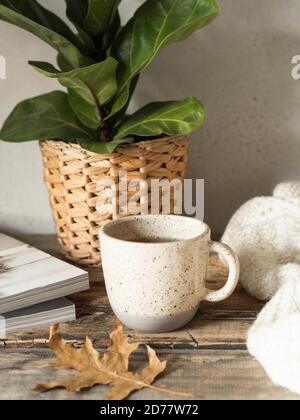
35,319,188,400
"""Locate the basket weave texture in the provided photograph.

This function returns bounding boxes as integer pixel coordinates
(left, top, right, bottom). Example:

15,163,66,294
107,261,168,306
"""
40,136,189,266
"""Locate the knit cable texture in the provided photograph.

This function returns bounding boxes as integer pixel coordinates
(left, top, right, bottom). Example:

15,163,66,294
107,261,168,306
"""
222,182,300,395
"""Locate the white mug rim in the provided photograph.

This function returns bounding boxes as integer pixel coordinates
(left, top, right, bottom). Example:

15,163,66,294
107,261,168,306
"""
100,215,211,246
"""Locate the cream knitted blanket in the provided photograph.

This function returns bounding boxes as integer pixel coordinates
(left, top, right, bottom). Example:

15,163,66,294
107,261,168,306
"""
222,182,300,395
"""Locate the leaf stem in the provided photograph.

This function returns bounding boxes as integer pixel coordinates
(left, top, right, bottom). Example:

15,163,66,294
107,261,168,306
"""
132,382,193,399
88,362,193,399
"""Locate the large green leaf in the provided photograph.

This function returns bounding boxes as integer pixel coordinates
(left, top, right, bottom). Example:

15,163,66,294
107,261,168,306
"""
112,0,219,93
0,0,84,49
106,82,130,120
114,97,205,140
102,9,121,51
30,58,119,129
57,52,75,72
0,3,91,68
0,91,96,142
78,138,133,154
65,0,96,55
65,0,88,28
84,0,121,36
64,80,101,129
106,75,140,120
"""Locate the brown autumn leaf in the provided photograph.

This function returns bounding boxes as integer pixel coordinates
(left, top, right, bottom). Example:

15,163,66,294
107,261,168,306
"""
34,319,190,400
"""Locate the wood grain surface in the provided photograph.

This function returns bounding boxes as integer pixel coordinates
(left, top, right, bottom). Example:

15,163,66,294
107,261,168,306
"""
0,235,298,400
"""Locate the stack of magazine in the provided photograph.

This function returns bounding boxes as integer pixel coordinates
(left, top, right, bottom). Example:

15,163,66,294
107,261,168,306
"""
0,234,90,339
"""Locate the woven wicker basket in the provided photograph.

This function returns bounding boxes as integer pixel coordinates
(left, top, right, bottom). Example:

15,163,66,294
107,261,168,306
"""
40,135,189,266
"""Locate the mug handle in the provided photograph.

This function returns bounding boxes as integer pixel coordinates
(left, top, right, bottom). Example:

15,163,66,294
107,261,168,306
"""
205,241,240,303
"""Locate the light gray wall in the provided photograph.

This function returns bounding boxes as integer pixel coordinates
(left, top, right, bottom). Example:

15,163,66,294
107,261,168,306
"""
1,0,300,236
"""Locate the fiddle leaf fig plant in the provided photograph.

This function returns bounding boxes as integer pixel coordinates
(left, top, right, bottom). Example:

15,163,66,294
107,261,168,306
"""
0,0,219,154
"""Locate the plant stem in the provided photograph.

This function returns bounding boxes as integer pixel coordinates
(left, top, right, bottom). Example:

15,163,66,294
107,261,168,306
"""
100,123,109,143
99,108,111,143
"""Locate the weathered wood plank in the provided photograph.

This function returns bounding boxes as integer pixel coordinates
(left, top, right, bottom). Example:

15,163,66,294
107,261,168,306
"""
0,284,261,350
0,234,292,401
0,235,263,349
0,348,298,400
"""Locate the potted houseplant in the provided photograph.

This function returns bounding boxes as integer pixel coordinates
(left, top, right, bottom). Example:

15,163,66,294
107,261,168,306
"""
0,0,219,265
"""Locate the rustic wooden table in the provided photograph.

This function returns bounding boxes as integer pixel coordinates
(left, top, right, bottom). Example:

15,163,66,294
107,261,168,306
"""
0,235,298,401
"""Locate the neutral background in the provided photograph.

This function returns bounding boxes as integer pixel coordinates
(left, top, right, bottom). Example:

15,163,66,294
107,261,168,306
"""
1,0,300,236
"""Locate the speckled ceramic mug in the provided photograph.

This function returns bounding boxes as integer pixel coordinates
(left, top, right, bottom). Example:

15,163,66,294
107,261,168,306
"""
100,215,239,333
